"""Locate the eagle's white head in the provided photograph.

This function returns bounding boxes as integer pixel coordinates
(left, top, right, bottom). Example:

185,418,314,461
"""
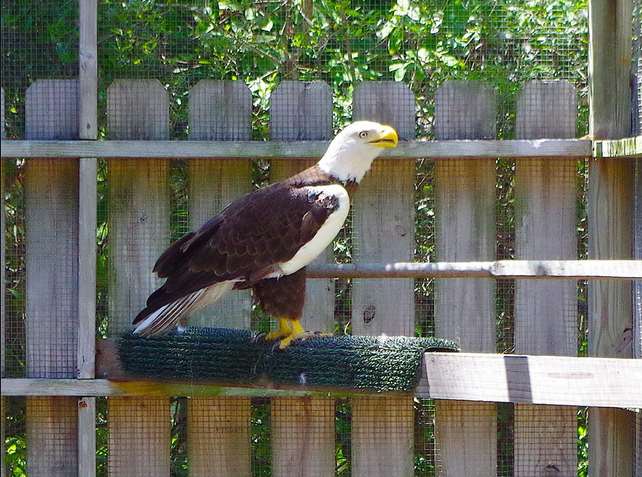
318,121,398,183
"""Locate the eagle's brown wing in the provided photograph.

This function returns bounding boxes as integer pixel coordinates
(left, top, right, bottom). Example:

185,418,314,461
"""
132,181,339,326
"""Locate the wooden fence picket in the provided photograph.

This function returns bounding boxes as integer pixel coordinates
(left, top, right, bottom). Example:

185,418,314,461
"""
513,80,578,475
588,2,636,473
269,80,336,477
433,80,497,476
351,81,416,477
0,86,5,477
107,79,171,477
186,80,253,477
24,80,80,477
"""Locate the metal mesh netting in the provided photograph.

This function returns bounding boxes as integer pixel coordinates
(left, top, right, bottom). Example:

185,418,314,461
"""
1,0,589,138
634,0,642,135
3,0,638,476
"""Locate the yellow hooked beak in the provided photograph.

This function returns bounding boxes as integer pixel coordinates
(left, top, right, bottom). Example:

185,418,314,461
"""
368,125,398,149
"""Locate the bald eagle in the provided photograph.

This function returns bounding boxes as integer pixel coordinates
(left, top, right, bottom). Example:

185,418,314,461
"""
132,121,398,348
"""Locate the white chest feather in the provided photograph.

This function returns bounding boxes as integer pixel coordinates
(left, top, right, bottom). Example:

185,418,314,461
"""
279,184,350,275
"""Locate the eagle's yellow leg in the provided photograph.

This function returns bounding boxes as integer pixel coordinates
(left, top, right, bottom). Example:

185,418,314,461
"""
264,317,292,342
264,318,330,349
277,319,306,349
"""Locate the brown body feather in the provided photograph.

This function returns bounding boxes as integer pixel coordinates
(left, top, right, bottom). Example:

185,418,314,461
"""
133,165,351,326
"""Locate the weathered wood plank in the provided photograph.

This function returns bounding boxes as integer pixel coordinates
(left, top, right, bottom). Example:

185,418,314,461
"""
271,397,335,475
635,158,641,358
351,81,416,477
78,3,98,476
108,396,170,476
77,0,98,380
3,353,641,407
633,159,642,477
420,353,642,407
305,260,642,279
0,138,593,159
433,81,497,347
589,0,633,139
593,136,642,158
186,80,252,477
78,397,96,477
107,79,170,477
187,397,251,477
79,0,97,139
24,80,79,477
77,157,96,379
270,80,335,477
188,81,252,328
436,400,497,474
433,80,497,477
513,80,578,476
434,80,496,348
1,87,6,477
589,1,636,474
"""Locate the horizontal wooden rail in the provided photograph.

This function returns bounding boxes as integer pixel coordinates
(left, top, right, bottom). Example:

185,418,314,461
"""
593,135,642,158
306,260,642,279
0,139,591,159
2,354,640,407
418,353,642,408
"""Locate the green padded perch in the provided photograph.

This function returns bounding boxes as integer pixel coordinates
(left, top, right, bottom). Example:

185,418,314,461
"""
118,328,459,392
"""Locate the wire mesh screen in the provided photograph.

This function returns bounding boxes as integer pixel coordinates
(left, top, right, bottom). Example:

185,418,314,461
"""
93,0,588,139
634,0,642,135
0,0,79,138
3,0,633,476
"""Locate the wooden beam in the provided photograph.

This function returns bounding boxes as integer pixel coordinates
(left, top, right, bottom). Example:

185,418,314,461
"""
589,0,633,139
593,136,642,158
78,397,96,477
589,0,636,473
77,0,97,379
0,87,5,477
420,353,642,408
0,138,593,159
305,260,642,279
2,354,641,408
77,2,98,477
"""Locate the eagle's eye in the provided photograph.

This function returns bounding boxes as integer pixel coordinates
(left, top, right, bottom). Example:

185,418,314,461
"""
359,131,369,139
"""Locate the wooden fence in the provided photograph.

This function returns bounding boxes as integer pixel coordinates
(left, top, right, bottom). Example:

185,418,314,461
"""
1,0,642,476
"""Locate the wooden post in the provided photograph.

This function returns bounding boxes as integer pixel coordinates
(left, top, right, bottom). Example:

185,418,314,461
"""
433,80,497,476
514,80,578,475
351,81,416,476
634,34,642,477
107,80,170,477
78,0,97,379
186,80,252,477
269,80,335,477
1,87,6,477
634,42,641,468
24,80,79,476
588,0,636,475
78,1,97,475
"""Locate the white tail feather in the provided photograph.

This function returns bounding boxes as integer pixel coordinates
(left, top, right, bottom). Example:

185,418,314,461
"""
133,281,234,336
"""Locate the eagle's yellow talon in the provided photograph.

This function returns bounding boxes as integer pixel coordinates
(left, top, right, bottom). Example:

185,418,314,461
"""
264,318,292,342
265,318,331,349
